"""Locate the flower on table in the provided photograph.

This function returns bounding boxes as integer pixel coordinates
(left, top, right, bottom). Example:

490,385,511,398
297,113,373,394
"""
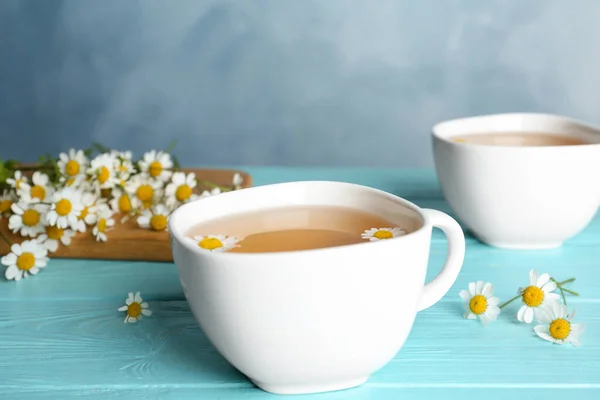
37,225,76,253
361,227,406,241
165,172,198,207
73,192,103,233
6,170,28,190
111,150,135,183
126,173,163,210
534,302,584,346
2,239,49,281
459,281,501,326
57,148,88,184
137,204,171,231
0,189,17,217
9,200,48,237
46,187,84,230
190,235,240,252
516,269,560,324
109,187,134,216
138,150,173,183
232,172,243,189
118,292,152,323
92,205,115,242
18,171,54,203
87,153,119,190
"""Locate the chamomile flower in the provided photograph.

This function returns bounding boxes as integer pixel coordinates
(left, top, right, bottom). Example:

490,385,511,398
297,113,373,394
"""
92,205,115,242
118,292,152,323
516,269,560,324
361,227,406,241
73,192,103,233
534,302,584,346
109,187,134,222
2,240,49,281
37,225,76,253
189,235,240,252
232,172,243,189
137,204,171,231
200,188,222,197
46,187,84,230
125,173,163,210
459,281,501,326
111,150,135,182
6,170,28,190
57,148,88,183
164,172,198,207
18,171,53,203
0,189,17,217
138,150,173,182
8,201,48,237
87,153,119,190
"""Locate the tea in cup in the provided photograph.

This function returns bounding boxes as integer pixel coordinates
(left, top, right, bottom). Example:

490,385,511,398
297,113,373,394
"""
168,181,465,395
432,113,600,249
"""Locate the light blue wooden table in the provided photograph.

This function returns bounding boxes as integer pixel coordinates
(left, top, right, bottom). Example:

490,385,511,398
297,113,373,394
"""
1,167,599,399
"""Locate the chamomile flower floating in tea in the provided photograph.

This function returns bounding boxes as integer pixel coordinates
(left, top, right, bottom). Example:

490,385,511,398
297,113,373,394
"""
515,269,560,324
459,281,501,326
137,204,171,232
118,292,152,323
361,227,406,241
534,302,584,346
6,170,28,189
1,239,49,281
191,235,241,252
165,172,198,207
57,148,89,184
138,150,173,183
92,205,115,242
18,171,53,203
46,188,84,230
8,200,48,237
37,226,76,253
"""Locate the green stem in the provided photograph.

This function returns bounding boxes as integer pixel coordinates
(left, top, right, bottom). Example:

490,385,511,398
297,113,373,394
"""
499,294,521,309
196,179,232,192
557,277,575,286
561,288,579,296
0,231,12,246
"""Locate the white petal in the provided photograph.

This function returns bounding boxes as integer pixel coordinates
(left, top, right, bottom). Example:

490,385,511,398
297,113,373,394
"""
61,236,72,246
537,273,551,288
487,296,500,306
481,282,493,297
542,280,557,293
517,305,528,322
534,306,553,324
529,269,538,286
2,253,17,265
465,312,477,320
534,325,555,343
126,292,134,305
568,309,577,321
479,313,491,326
141,309,152,316
459,290,470,301
545,293,560,302
524,307,535,324
485,305,501,318
570,323,585,334
468,282,476,296
134,292,142,303
568,336,582,347
5,265,20,280
29,267,40,275
475,281,484,294
117,306,128,312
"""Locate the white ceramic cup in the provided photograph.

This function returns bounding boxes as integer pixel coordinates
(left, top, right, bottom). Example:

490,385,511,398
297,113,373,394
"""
168,181,465,395
432,113,600,249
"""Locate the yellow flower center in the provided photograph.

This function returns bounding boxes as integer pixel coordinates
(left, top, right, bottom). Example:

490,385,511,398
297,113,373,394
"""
118,195,132,213
78,206,89,220
66,177,76,187
469,294,488,315
136,185,154,202
149,161,163,178
66,160,80,176
119,165,128,172
127,302,142,318
46,225,64,240
98,166,110,184
22,209,41,226
549,318,571,340
522,286,544,307
150,214,168,231
374,230,393,239
175,184,192,202
16,252,35,271
97,218,107,232
0,199,13,213
198,237,223,251
55,199,72,216
30,185,46,200
15,179,23,189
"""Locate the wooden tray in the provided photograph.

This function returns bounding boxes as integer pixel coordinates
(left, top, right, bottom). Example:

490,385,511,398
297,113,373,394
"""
0,168,252,262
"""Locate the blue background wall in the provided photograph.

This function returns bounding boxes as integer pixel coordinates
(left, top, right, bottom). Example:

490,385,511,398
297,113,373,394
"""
1,0,599,167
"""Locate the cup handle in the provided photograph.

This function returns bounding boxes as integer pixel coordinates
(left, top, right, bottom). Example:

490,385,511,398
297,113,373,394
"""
417,208,466,311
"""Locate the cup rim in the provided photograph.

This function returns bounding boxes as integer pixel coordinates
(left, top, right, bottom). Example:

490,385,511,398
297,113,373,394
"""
432,112,600,149
168,180,429,259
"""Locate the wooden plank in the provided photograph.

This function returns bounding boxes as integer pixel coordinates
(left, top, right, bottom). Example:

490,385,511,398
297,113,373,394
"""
0,168,252,262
